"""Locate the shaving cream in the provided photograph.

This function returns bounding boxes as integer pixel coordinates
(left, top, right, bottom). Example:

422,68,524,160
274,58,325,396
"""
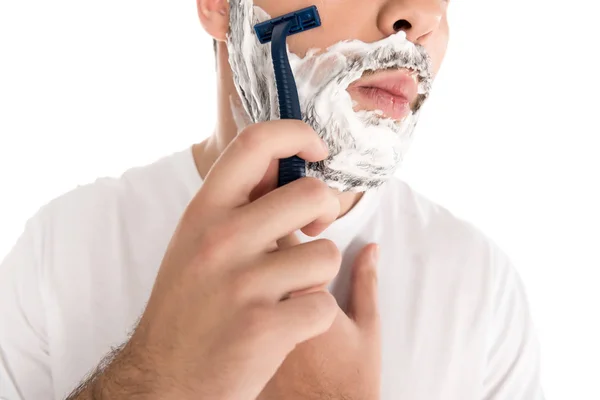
227,0,433,192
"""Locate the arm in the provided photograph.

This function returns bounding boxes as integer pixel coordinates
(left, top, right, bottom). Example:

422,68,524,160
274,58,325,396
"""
3,120,341,400
0,221,164,400
65,342,162,400
482,244,545,400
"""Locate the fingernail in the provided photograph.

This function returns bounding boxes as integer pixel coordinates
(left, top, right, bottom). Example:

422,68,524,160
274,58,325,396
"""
371,245,380,264
321,139,329,153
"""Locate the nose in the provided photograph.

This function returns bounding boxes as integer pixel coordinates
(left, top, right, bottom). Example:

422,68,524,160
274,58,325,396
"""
378,0,445,44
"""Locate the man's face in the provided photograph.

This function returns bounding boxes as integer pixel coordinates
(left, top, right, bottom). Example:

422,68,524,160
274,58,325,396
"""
227,0,450,192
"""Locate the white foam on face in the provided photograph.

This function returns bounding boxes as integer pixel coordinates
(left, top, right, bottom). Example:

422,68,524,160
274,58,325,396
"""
227,0,433,192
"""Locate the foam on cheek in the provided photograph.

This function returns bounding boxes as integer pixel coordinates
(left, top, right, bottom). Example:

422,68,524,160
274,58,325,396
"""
227,0,433,192
227,4,280,125
290,52,351,122
285,32,431,190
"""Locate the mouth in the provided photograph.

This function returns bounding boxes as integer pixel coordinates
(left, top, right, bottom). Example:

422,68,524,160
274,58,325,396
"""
347,68,420,121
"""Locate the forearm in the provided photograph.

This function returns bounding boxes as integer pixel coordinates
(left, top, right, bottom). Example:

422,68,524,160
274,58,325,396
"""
65,381,94,400
65,342,161,400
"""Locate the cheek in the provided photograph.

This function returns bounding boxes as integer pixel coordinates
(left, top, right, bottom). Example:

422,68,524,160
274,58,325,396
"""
251,0,305,12
429,18,450,76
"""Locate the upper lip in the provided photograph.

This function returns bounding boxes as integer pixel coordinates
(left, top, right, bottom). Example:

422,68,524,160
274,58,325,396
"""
348,69,420,104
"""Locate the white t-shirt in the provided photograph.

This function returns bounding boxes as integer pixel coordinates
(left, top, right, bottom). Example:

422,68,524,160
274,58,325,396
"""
0,148,544,400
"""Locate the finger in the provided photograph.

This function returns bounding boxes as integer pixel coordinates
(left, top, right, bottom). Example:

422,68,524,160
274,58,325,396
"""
273,232,300,260
248,239,341,301
249,159,279,203
300,220,333,238
235,177,340,249
200,120,328,209
347,244,380,330
272,291,338,345
288,282,328,299
277,232,301,250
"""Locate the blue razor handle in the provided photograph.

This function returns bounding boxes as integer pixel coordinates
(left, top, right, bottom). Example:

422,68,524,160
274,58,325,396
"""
254,6,322,187
254,6,322,45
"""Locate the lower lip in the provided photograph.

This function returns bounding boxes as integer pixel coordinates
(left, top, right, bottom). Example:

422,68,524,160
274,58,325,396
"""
349,87,411,120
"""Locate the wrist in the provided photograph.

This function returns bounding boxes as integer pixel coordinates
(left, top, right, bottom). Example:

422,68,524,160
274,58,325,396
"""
90,341,161,399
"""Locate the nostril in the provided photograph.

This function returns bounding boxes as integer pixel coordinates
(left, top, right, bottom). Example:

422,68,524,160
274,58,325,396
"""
393,19,412,32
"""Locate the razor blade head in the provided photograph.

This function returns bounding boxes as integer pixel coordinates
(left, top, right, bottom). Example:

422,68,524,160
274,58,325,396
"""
254,5,322,44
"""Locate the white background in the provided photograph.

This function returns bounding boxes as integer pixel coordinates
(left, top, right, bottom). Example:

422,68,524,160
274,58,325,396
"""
1,0,599,398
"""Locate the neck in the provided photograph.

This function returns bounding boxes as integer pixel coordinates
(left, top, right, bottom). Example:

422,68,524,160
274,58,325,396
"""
192,41,362,218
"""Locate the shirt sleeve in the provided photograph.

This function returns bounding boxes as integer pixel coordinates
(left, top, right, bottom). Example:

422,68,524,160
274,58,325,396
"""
482,244,545,400
0,221,53,400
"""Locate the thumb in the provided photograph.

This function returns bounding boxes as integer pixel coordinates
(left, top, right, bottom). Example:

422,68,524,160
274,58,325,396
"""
348,243,380,329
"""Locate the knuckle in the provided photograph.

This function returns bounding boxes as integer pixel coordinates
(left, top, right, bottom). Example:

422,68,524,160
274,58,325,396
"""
298,177,330,204
317,292,338,314
307,292,338,324
236,124,266,152
315,239,342,267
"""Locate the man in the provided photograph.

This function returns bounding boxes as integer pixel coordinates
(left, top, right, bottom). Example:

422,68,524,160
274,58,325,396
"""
0,0,544,399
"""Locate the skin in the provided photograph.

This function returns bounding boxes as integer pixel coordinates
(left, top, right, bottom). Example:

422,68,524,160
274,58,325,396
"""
66,1,449,399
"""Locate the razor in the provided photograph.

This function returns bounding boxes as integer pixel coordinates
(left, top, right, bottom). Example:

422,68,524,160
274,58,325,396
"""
254,6,322,187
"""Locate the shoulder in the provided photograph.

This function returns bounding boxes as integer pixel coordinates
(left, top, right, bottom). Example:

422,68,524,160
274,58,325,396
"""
29,149,201,262
35,149,198,226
